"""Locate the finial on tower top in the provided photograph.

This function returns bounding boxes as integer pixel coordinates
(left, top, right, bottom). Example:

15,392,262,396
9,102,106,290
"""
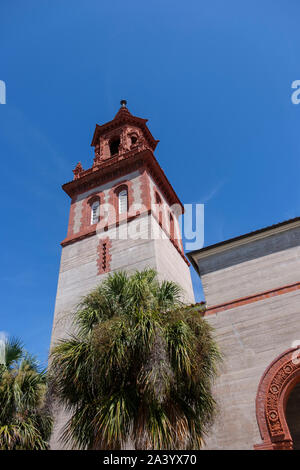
120,99,127,108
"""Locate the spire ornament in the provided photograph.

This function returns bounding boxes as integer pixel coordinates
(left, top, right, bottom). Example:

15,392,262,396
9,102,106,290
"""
73,162,83,180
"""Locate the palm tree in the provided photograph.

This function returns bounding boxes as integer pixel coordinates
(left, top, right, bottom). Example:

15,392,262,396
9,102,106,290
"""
0,337,52,450
50,269,221,450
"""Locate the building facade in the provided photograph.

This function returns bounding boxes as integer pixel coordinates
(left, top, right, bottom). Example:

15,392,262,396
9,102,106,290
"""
50,102,194,449
50,102,300,450
188,218,300,450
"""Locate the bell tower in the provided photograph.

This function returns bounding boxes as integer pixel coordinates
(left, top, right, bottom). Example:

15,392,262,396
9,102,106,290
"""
50,102,194,447
52,100,194,342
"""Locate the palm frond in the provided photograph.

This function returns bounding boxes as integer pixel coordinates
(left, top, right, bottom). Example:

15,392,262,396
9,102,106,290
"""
50,269,221,450
156,280,183,308
0,339,52,450
4,337,23,369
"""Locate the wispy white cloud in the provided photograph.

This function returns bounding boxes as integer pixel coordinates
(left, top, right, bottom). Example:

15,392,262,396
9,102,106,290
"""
198,179,227,204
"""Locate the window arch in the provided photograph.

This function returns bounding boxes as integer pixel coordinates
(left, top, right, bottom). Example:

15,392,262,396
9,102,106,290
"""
130,133,138,147
90,199,100,224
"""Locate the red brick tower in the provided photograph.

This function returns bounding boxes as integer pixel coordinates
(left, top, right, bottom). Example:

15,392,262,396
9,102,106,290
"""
50,101,194,448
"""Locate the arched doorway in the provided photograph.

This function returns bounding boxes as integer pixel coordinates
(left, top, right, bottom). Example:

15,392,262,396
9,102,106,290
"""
254,348,300,450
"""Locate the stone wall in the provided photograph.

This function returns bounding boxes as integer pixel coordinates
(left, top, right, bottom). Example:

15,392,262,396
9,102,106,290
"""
50,210,194,448
199,226,300,307
205,289,300,449
191,223,300,449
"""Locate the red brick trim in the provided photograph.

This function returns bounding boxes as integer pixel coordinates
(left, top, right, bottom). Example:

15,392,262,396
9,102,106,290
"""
62,149,184,211
254,348,300,450
61,211,150,247
114,183,130,211
205,282,300,316
169,212,175,243
97,237,112,275
67,197,77,237
107,179,135,225
61,208,190,267
87,194,101,206
91,108,158,150
140,168,151,210
79,191,105,233
62,227,97,246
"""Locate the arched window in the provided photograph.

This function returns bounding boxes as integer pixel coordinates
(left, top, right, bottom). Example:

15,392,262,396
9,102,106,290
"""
91,200,100,224
130,133,138,146
118,189,128,214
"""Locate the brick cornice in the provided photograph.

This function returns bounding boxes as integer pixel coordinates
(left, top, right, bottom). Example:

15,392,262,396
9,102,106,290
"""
205,281,300,316
62,149,184,211
91,108,159,150
61,210,150,247
61,208,190,266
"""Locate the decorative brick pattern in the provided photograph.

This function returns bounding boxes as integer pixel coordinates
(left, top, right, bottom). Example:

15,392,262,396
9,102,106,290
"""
97,237,112,275
67,198,77,237
61,103,190,268
63,149,183,213
139,168,151,210
107,179,135,225
79,192,103,233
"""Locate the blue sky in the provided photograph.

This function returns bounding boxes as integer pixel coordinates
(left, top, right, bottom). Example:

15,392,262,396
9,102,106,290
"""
1,0,300,365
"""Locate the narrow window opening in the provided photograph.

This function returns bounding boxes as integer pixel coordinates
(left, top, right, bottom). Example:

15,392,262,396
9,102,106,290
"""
131,135,137,145
118,189,128,214
91,200,100,224
109,137,120,156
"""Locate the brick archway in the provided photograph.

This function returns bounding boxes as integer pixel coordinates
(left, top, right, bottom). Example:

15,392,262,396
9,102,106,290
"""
254,348,300,450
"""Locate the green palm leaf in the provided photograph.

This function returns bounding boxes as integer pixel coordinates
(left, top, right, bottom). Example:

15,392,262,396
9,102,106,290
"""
51,269,221,449
0,336,52,450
